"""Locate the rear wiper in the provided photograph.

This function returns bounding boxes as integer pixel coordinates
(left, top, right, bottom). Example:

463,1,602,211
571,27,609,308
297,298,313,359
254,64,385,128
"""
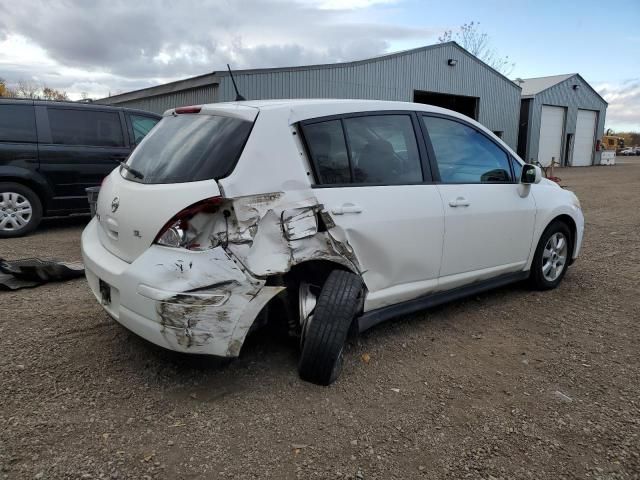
119,161,144,180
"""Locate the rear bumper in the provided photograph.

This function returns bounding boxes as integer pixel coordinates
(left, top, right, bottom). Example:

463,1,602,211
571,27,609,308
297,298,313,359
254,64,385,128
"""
81,218,284,357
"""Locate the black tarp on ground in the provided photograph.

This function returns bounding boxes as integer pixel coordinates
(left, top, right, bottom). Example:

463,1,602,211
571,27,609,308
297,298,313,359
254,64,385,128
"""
0,258,84,290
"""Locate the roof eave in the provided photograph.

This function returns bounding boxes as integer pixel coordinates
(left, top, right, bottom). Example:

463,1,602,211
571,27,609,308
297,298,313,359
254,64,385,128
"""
95,73,221,104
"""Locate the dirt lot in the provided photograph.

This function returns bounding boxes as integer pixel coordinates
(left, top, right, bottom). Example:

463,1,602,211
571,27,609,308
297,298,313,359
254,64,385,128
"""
1,159,639,480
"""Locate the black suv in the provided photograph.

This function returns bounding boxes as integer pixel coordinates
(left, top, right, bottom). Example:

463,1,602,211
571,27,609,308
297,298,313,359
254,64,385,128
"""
0,99,161,237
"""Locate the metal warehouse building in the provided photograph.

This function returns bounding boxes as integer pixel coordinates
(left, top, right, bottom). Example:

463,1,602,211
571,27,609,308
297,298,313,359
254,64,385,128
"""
97,42,522,149
517,74,607,167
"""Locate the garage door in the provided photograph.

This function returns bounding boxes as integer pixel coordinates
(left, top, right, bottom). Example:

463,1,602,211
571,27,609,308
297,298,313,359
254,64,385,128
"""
573,109,597,166
537,105,566,167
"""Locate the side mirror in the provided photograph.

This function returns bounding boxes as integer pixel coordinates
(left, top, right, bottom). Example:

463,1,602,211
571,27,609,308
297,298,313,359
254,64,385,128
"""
520,164,542,184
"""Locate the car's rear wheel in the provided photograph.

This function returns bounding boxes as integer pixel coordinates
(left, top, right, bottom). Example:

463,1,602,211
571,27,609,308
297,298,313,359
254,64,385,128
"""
0,182,43,238
298,270,364,386
529,221,572,290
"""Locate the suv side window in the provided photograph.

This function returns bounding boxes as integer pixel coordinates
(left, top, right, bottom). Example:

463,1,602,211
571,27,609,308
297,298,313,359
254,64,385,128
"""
47,108,125,147
130,114,159,144
422,115,512,183
343,115,422,184
0,104,36,143
302,114,423,186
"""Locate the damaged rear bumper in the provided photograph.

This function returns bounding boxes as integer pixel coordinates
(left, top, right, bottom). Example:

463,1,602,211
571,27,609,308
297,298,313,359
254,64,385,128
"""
81,218,284,357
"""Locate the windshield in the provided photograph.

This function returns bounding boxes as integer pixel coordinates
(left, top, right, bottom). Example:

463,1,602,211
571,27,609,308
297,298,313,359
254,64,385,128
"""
123,114,253,184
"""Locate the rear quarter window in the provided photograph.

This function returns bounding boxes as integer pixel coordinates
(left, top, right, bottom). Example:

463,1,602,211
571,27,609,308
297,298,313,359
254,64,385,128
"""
0,104,37,143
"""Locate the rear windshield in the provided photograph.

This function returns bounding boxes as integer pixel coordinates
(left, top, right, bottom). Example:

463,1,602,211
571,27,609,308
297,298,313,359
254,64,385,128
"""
123,114,253,184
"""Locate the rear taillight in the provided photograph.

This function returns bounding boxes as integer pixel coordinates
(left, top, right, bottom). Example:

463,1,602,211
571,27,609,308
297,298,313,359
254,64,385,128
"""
175,105,202,114
154,196,223,248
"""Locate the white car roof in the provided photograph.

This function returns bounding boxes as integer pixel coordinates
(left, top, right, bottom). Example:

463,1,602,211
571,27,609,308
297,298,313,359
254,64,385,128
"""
164,98,522,162
167,99,467,123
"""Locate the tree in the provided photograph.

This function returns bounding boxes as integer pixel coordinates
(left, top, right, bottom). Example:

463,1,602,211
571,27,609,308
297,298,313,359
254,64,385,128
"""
42,86,69,101
3,79,70,100
17,80,41,99
439,21,515,76
0,78,17,97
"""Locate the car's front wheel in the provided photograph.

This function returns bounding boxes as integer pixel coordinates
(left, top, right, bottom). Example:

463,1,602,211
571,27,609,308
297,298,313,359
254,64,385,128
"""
529,221,572,290
0,182,43,238
298,270,364,386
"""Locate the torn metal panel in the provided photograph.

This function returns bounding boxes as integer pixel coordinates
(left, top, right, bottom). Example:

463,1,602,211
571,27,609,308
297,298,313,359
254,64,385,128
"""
152,279,284,356
141,190,360,355
282,206,319,241
218,191,361,278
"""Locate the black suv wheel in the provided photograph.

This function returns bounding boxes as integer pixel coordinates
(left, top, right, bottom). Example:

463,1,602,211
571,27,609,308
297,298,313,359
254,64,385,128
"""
0,182,43,238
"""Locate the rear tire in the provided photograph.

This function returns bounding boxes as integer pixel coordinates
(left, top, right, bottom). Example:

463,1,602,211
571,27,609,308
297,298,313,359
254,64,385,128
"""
298,270,363,386
529,221,572,290
0,182,43,238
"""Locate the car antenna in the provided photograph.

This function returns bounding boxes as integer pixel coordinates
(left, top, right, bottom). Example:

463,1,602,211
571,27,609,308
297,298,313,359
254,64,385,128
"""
227,64,246,101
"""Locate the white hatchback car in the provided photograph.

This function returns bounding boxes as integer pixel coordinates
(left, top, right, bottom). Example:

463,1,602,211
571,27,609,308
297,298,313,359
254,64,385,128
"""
82,99,584,385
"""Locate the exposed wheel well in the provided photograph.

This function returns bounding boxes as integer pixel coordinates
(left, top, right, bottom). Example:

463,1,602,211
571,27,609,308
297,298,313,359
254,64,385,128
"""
263,260,362,338
0,176,49,214
549,214,577,263
282,259,357,288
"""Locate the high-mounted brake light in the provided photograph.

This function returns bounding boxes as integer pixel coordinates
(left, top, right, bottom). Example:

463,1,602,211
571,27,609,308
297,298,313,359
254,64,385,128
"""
175,105,202,114
154,196,223,248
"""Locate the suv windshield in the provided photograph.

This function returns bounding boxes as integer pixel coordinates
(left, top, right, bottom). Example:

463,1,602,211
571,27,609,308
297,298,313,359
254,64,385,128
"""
123,114,253,184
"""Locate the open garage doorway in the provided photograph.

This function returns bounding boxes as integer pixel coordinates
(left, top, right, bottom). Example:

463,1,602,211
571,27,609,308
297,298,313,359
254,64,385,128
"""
413,90,479,120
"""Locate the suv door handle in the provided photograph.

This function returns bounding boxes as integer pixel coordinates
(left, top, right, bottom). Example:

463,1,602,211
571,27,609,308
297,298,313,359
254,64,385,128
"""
331,203,363,215
449,197,470,207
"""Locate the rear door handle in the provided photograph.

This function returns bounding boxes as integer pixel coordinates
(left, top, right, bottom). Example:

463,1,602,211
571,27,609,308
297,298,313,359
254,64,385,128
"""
331,203,363,215
449,197,470,207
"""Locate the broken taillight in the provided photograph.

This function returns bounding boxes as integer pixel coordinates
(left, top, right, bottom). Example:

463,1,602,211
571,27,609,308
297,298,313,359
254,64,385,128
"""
154,196,223,248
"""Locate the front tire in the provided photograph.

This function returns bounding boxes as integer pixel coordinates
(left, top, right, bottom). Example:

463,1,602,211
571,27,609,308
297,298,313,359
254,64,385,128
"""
0,182,43,238
298,270,364,386
529,221,572,290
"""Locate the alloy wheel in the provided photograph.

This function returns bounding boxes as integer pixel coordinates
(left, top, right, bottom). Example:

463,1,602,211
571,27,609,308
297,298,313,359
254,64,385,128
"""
542,232,568,282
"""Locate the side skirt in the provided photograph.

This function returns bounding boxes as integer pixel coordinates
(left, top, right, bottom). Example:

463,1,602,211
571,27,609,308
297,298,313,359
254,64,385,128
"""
358,271,530,333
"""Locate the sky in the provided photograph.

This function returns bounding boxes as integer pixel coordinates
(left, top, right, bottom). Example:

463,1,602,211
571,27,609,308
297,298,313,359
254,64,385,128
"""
0,0,638,130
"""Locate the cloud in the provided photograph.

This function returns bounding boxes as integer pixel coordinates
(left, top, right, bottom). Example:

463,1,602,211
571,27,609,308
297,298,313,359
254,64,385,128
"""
0,0,436,99
596,79,640,131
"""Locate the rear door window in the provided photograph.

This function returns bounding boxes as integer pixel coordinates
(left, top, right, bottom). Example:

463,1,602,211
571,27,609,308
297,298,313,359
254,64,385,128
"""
0,104,37,143
302,114,423,186
129,114,159,144
124,114,253,184
47,108,125,147
343,115,422,184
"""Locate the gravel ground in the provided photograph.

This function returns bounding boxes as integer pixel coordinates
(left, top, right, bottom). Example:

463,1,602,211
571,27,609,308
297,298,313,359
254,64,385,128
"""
1,159,639,480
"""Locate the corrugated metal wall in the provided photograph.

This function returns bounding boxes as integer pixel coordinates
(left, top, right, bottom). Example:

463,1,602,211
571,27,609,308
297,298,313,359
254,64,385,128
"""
215,44,521,148
522,75,607,165
105,43,521,148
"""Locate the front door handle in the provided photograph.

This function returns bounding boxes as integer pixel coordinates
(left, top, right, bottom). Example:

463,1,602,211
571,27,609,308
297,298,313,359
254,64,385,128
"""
331,203,363,215
449,197,470,207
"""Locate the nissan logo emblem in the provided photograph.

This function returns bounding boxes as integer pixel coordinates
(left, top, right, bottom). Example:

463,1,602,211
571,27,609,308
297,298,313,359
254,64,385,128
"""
111,197,120,213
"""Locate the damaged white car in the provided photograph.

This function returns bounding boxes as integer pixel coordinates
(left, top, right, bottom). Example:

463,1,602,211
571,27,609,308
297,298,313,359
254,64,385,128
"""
81,99,584,385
